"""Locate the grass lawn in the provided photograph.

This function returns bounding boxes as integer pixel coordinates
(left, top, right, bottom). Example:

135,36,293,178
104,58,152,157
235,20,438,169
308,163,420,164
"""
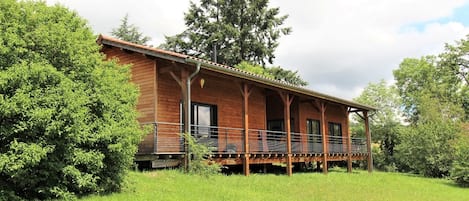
80,169,468,201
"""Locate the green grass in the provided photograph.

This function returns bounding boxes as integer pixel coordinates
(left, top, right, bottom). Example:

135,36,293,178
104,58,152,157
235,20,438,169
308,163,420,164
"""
80,169,468,201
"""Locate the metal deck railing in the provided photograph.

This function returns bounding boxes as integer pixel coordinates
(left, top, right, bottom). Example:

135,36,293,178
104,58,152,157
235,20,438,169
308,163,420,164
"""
139,122,368,155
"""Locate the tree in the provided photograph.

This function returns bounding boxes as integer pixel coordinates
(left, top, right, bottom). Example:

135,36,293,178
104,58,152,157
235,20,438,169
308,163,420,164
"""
439,35,469,120
352,80,402,170
111,14,151,45
235,61,308,86
394,117,460,177
160,0,292,67
393,56,463,123
0,1,143,200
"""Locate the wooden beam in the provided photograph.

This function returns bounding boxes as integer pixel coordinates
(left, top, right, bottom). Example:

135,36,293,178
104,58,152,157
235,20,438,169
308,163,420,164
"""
278,91,294,176
345,107,352,173
364,111,373,172
240,83,253,176
320,102,328,174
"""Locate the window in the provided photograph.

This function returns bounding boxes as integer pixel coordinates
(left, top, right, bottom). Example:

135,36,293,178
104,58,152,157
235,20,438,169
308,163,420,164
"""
188,103,218,150
267,119,294,132
328,122,342,136
306,119,320,135
191,103,217,137
307,119,321,153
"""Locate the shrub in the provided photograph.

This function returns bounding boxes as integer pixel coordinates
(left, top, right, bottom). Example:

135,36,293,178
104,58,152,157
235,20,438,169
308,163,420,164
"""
451,134,469,187
183,133,221,176
0,1,143,200
394,121,459,177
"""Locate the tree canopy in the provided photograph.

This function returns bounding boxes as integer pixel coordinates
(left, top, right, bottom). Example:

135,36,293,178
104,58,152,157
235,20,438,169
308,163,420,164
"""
111,14,151,45
0,1,143,200
354,35,469,184
160,0,291,67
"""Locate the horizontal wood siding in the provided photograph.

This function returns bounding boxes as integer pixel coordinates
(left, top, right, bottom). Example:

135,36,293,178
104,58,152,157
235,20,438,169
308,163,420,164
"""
102,47,156,153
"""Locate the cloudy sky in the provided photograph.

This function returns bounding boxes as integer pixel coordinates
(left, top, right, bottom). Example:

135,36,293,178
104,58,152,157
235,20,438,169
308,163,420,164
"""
46,0,469,100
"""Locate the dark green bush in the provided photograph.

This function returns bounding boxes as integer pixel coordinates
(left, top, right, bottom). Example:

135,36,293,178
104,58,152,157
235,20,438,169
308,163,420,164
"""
0,1,143,200
451,134,469,187
394,121,459,177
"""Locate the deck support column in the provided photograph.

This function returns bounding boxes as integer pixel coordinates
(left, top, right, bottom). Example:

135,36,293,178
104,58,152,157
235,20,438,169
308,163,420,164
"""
364,111,373,172
319,102,328,174
169,64,200,172
346,108,352,173
240,83,252,176
279,92,294,176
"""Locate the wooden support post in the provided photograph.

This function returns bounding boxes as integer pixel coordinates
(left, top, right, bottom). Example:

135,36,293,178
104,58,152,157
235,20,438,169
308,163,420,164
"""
319,102,328,174
364,111,373,172
279,92,294,176
240,83,252,176
346,108,352,173
170,70,190,172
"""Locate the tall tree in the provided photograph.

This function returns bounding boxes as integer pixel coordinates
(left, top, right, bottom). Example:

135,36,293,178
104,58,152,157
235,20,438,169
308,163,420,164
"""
353,80,402,170
439,35,469,120
160,0,292,66
0,1,142,200
393,56,463,123
111,14,151,45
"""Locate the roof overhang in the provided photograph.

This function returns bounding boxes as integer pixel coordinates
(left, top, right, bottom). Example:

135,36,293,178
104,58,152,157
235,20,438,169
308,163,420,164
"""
97,34,377,112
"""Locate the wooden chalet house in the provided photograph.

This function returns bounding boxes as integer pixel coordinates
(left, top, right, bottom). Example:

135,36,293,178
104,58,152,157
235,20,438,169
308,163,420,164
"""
97,35,375,176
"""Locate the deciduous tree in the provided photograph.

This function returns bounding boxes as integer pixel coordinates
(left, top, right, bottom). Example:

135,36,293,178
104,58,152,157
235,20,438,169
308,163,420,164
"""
0,1,143,200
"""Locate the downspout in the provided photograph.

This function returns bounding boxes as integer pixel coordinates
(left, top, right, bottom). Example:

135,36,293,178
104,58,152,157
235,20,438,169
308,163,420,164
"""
184,62,201,172
186,62,201,135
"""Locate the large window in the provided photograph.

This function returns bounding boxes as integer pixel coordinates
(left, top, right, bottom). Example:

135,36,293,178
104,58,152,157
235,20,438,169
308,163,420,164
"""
328,122,342,136
190,103,218,149
306,119,320,135
307,119,321,153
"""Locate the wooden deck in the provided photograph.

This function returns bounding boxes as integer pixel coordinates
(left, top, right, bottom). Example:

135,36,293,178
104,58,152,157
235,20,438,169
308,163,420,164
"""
135,122,369,171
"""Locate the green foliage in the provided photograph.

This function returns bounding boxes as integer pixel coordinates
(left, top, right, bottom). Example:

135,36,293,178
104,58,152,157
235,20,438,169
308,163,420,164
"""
234,61,308,86
394,120,460,177
352,80,402,170
160,0,291,67
235,61,275,79
0,1,143,200
450,130,469,187
184,133,221,176
394,56,465,123
267,66,308,86
111,14,151,45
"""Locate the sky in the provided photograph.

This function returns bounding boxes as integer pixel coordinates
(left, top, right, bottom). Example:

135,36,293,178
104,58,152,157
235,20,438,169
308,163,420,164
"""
46,0,469,100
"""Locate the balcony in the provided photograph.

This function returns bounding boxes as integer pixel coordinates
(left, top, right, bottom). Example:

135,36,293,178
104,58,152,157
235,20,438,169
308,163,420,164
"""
139,122,368,157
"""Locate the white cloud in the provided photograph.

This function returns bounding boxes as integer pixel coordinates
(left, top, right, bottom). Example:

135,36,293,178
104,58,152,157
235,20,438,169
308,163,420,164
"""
270,0,469,99
46,0,469,100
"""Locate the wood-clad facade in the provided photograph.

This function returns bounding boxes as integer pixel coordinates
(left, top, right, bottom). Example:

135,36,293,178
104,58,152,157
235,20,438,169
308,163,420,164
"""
98,35,375,175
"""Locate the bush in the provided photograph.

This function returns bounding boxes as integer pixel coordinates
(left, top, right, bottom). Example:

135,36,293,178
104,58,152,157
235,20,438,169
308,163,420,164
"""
451,134,469,187
394,121,459,177
183,133,221,177
0,1,143,200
